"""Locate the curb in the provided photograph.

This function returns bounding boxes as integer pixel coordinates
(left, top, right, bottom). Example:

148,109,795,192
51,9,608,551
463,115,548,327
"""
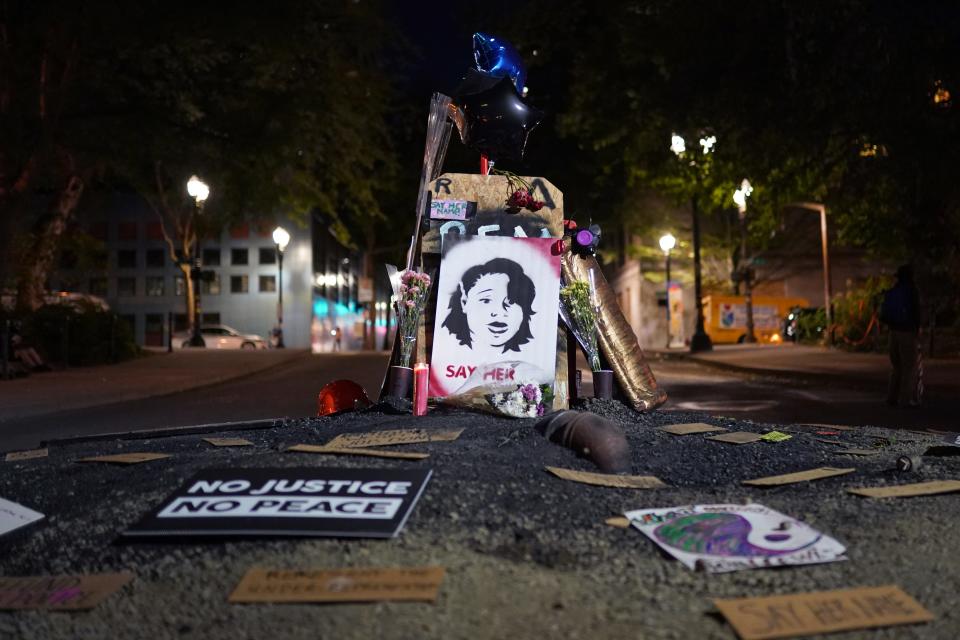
41,418,283,449
653,350,956,395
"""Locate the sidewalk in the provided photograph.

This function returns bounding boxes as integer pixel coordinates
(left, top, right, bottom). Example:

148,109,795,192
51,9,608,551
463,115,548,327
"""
0,349,309,423
654,343,960,393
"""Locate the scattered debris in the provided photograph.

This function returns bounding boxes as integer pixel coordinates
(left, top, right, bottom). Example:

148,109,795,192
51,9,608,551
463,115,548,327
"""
76,453,170,465
707,432,763,445
848,480,960,499
742,467,855,487
545,466,664,489
660,423,726,436
229,566,445,604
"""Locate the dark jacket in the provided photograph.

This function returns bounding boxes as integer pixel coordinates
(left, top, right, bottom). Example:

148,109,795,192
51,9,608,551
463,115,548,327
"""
880,280,920,332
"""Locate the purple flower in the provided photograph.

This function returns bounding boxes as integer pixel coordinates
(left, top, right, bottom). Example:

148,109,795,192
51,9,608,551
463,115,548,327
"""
536,404,545,416
520,384,538,402
405,299,415,308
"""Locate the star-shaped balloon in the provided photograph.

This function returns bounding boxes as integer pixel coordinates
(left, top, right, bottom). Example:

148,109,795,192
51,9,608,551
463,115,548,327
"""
473,32,526,93
452,71,543,162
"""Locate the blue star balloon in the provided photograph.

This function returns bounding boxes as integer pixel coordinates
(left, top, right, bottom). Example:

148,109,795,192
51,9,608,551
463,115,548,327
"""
473,32,526,93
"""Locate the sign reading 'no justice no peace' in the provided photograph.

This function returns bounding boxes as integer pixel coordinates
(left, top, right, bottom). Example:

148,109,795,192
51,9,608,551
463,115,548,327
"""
123,467,432,539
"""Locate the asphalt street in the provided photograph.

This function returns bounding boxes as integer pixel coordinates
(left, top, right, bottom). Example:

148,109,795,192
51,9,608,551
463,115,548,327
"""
1,352,953,452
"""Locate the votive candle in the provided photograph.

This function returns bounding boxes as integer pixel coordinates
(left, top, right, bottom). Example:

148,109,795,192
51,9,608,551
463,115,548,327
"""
413,363,429,416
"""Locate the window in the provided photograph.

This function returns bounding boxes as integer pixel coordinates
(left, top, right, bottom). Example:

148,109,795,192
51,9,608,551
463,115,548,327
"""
146,249,166,268
259,247,277,264
259,275,276,292
202,312,220,325
201,272,220,295
117,222,138,241
117,277,137,297
144,314,165,347
146,222,165,241
174,275,185,296
230,274,249,293
146,276,165,296
117,250,137,269
202,248,221,266
89,277,108,297
231,248,248,265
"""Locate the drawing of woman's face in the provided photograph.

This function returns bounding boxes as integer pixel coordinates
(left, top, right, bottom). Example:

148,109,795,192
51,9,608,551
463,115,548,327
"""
462,273,523,349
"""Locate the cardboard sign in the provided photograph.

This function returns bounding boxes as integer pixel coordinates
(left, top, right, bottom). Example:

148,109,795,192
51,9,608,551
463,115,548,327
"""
714,585,933,639
124,467,432,539
430,236,561,398
835,448,880,456
661,423,727,436
545,466,665,489
4,448,48,462
605,516,631,528
77,452,170,465
287,445,429,460
847,479,960,499
707,432,763,445
800,423,856,431
429,198,472,221
0,573,134,610
324,428,463,450
229,566,445,604
203,438,253,447
760,431,792,443
625,503,846,573
0,497,44,536
742,467,855,487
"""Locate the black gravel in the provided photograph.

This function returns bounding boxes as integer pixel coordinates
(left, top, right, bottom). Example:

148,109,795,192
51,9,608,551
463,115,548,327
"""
0,403,957,639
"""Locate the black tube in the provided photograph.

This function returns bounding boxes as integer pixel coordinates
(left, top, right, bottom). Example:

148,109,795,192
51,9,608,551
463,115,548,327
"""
537,410,631,474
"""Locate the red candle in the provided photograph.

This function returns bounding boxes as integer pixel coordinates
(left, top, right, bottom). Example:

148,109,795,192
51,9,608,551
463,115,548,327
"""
413,363,429,416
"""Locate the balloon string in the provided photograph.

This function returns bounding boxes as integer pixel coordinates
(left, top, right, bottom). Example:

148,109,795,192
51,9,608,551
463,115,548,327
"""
480,155,489,175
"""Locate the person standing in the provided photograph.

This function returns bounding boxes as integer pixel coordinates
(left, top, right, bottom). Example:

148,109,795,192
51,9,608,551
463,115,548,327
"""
880,265,923,407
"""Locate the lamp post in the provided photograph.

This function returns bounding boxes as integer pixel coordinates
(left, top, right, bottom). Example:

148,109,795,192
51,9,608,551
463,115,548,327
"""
272,226,291,348
185,175,209,347
671,133,714,352
786,201,832,343
733,179,756,343
659,233,677,348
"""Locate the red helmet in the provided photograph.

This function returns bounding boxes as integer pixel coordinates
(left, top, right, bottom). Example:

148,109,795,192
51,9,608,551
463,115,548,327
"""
317,380,373,416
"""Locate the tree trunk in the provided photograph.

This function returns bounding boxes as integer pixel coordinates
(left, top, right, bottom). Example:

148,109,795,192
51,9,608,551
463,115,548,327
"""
15,174,84,312
178,261,195,333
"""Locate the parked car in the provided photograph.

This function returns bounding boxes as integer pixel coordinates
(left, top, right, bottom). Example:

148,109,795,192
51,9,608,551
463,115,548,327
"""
174,324,268,350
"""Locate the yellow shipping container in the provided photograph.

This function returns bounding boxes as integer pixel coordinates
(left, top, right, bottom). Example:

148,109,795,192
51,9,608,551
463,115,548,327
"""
702,295,809,344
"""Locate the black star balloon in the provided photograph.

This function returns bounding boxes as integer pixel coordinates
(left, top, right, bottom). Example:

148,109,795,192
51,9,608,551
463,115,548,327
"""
452,71,543,163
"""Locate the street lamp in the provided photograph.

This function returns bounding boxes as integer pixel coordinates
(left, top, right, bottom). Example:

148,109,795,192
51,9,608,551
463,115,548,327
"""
185,175,209,348
272,226,291,348
786,202,833,343
659,233,677,348
733,179,756,343
670,132,713,352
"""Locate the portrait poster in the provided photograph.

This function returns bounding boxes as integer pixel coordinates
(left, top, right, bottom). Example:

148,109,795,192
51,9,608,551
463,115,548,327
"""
624,503,847,573
430,235,560,398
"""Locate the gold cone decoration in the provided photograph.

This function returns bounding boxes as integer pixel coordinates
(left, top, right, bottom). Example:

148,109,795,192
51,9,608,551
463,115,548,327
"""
562,254,667,412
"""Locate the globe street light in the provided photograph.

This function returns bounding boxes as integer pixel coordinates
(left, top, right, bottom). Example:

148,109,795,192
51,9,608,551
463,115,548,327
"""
659,233,677,348
733,179,756,343
185,175,210,348
272,226,291,348
670,133,713,352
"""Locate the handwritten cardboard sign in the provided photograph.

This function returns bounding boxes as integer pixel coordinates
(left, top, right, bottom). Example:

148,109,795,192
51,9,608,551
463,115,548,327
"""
124,467,433,539
545,466,665,489
324,428,463,450
77,453,170,465
714,584,933,639
4,448,48,462
203,438,253,447
707,432,763,445
847,479,960,499
0,573,134,610
661,423,727,436
287,445,429,460
835,448,880,456
742,467,855,487
0,497,44,537
228,566,445,604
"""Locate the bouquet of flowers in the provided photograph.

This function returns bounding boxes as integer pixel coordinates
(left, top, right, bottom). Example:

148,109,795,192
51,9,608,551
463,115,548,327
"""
559,277,601,371
392,269,433,368
443,380,554,418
